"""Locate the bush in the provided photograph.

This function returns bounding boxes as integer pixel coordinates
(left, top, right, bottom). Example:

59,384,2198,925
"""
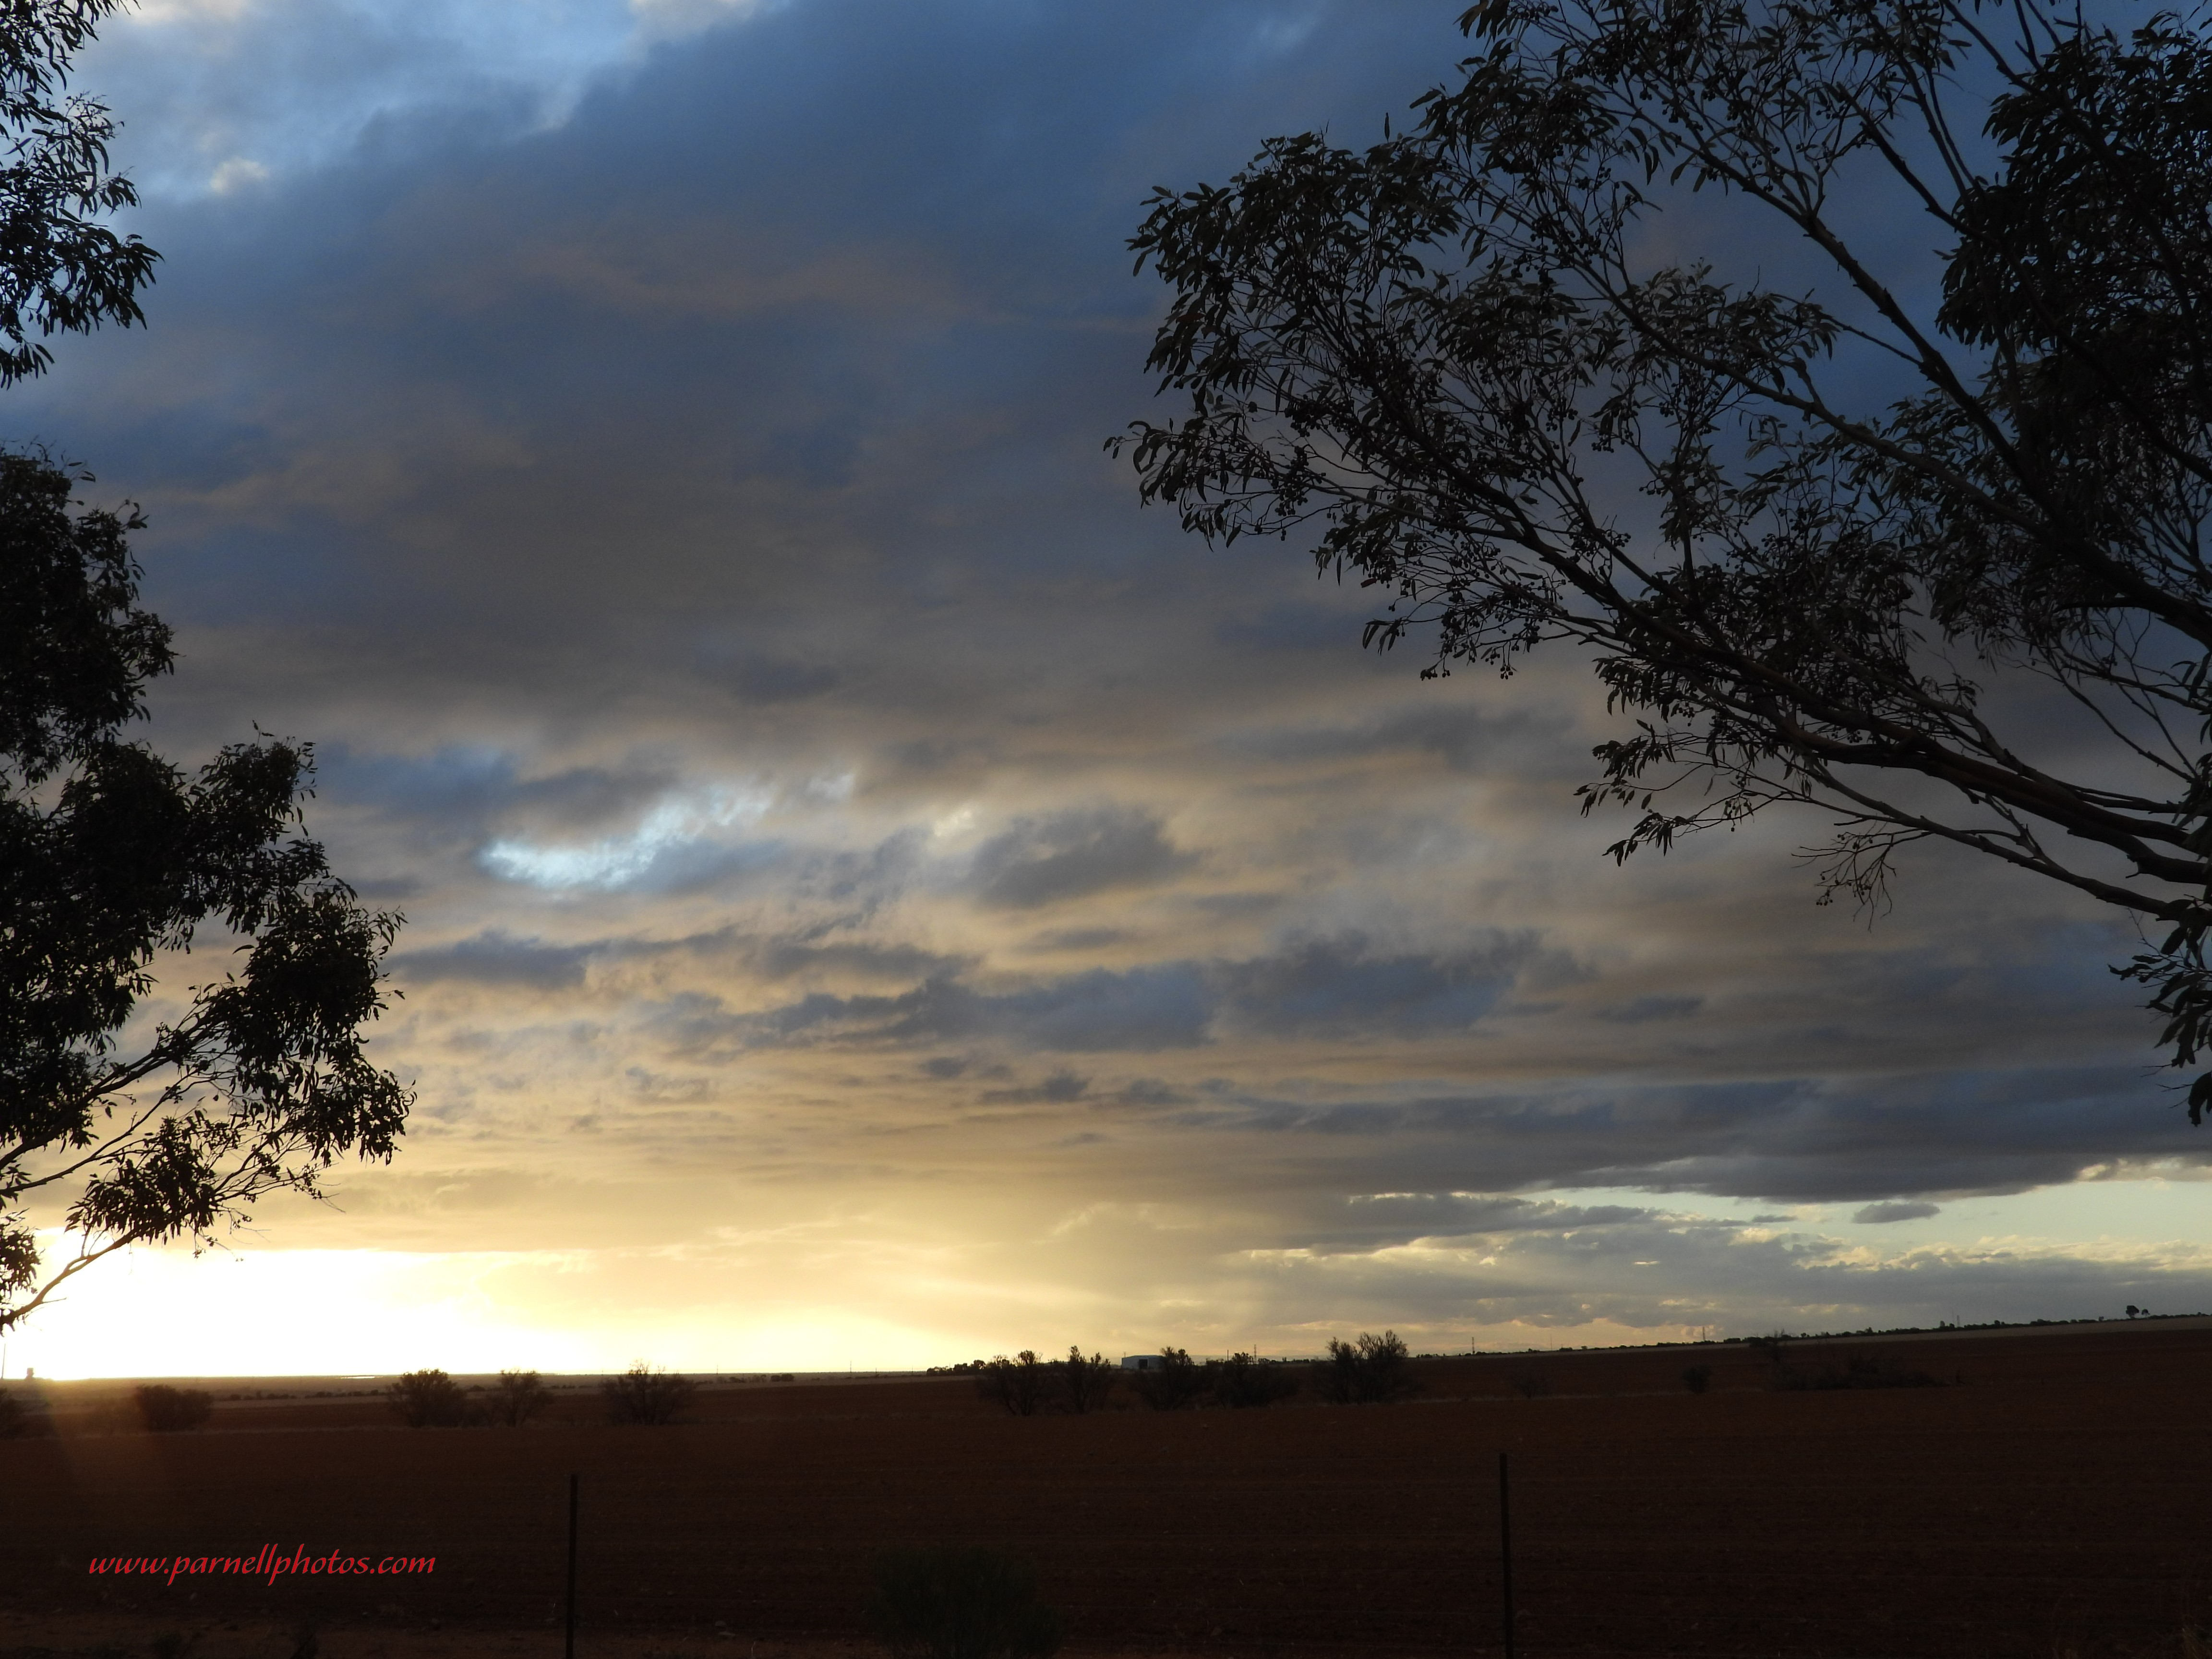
135,1385,214,1432
1322,1331,1418,1405
488,1369,553,1428
1772,1355,1941,1392
865,1546,1061,1659
974,1352,1049,1417
1129,1348,1205,1411
0,1390,50,1438
387,1369,469,1429
602,1363,696,1425
1052,1348,1115,1414
1681,1364,1714,1395
1206,1351,1297,1409
1510,1372,1552,1400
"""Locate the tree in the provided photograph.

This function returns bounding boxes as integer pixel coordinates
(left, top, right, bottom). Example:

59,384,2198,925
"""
601,1361,696,1425
1052,1346,1116,1413
1118,0,2212,1111
974,1349,1049,1417
489,1367,553,1427
387,1369,468,1429
134,1382,212,1431
0,0,158,384
1321,1331,1417,1405
1128,1346,1206,1410
0,454,411,1330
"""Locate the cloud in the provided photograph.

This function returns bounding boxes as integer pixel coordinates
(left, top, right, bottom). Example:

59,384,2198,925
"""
966,806,1195,910
11,0,2204,1372
1214,931,1540,1037
1854,1200,1942,1224
391,929,593,988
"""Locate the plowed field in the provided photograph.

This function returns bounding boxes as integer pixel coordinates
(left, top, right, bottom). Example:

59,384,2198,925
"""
4,1322,2209,1659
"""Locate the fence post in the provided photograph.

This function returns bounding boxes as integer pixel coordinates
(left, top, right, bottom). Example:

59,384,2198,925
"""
1499,1450,1515,1659
565,1472,579,1659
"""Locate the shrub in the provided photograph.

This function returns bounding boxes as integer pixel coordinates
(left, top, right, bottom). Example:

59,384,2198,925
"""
974,1352,1049,1417
865,1546,1061,1659
1129,1348,1206,1411
489,1369,553,1428
1206,1351,1297,1408
1323,1331,1419,1404
1053,1348,1115,1414
1772,1355,1941,1392
1510,1372,1552,1400
135,1384,214,1432
0,1390,50,1438
602,1363,696,1425
387,1369,469,1429
1681,1364,1714,1395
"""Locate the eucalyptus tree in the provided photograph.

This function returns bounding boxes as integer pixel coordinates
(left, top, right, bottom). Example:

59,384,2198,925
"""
1118,0,2212,1112
0,0,411,1329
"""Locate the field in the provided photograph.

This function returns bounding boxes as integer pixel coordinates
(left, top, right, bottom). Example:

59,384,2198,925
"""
3,1321,2210,1659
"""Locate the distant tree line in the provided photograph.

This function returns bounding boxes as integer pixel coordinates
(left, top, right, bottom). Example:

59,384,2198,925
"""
967,1333,1420,1415
386,1363,698,1429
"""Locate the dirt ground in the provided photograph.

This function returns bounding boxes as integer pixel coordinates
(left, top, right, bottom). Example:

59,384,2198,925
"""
3,1322,2209,1659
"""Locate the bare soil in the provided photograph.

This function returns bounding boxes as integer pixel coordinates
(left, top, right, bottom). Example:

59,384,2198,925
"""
3,1322,2208,1659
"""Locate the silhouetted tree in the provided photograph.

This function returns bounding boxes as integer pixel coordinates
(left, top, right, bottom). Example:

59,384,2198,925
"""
0,1387,48,1437
0,1,399,1330
1327,1336,1416,1407
1322,1331,1418,1404
0,0,158,385
601,1362,696,1426
488,1368,552,1427
1206,1350,1298,1408
0,449,411,1333
133,1383,212,1431
1682,1363,1714,1395
975,1350,1049,1417
1129,1347,1207,1410
1053,1346,1116,1414
387,1369,467,1429
1119,0,2212,1112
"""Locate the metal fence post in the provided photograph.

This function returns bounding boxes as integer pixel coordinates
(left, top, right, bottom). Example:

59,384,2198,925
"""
565,1472,579,1659
1499,1451,1515,1659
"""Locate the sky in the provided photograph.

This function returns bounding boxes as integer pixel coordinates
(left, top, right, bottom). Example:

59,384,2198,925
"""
4,0,2209,1379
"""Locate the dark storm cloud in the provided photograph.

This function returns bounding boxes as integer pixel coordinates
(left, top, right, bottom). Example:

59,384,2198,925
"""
967,806,1195,909
1214,930,1542,1036
13,0,2199,1358
684,962,1216,1054
392,929,593,988
671,931,1549,1054
1223,701,1577,777
1855,1200,1942,1224
1172,1062,2196,1204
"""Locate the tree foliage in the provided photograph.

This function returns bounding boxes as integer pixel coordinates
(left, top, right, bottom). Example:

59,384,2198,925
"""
601,1361,696,1425
974,1349,1050,1417
1128,1346,1206,1410
1322,1331,1417,1405
1052,1346,1116,1413
1118,0,2212,1110
0,0,156,384
134,1382,212,1431
489,1367,553,1427
387,1369,468,1429
0,451,411,1330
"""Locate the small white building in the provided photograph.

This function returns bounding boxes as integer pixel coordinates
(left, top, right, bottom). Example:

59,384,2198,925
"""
1119,1354,1167,1371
